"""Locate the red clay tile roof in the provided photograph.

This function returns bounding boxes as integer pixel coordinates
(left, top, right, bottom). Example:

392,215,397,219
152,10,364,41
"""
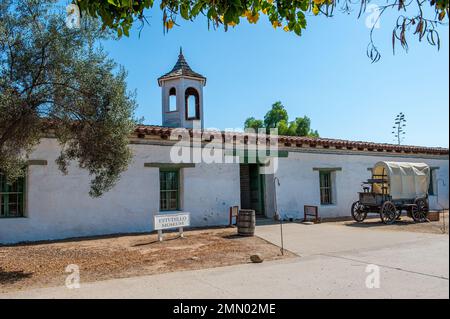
158,48,206,85
133,125,449,156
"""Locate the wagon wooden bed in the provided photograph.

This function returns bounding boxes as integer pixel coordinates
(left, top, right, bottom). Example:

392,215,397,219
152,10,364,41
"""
351,161,430,224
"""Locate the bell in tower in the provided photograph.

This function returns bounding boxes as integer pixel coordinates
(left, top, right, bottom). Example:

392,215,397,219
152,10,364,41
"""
158,48,206,129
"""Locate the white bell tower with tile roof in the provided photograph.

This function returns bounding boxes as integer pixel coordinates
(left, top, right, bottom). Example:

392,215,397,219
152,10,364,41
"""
158,48,206,129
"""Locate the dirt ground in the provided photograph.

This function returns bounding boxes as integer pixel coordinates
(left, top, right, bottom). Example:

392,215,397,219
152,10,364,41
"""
1,212,447,294
0,227,293,293
334,211,449,235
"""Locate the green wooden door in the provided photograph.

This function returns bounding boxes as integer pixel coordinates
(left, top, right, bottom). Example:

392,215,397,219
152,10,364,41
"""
249,164,265,216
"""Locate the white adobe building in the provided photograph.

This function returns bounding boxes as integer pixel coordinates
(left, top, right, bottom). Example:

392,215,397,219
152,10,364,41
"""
0,50,449,244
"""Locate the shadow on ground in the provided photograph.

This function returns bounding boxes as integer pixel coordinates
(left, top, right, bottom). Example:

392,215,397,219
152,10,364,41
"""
343,218,448,235
345,218,434,228
131,235,184,247
0,268,33,285
222,234,246,240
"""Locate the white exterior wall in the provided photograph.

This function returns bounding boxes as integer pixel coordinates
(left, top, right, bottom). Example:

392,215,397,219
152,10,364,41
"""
274,151,449,220
0,139,240,244
183,162,240,226
0,138,448,244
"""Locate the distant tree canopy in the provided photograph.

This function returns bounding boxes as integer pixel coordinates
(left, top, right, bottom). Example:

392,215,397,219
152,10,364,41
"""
244,102,319,137
0,0,137,197
73,0,449,61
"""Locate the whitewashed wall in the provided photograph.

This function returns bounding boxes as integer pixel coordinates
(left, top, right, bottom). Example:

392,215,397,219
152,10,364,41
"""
0,138,448,244
0,139,240,244
183,162,240,226
275,151,449,220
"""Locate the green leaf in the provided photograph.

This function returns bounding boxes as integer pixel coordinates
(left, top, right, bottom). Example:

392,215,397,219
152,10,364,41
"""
207,7,217,19
144,0,153,8
293,23,302,36
180,3,189,19
191,1,204,16
123,25,130,37
299,0,309,11
224,6,238,23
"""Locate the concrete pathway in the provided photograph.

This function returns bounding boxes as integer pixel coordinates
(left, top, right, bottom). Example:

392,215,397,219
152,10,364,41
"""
256,222,449,279
1,223,448,299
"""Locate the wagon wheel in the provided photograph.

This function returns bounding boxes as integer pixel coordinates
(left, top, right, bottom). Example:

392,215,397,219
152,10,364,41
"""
411,198,429,223
351,201,367,222
380,201,398,225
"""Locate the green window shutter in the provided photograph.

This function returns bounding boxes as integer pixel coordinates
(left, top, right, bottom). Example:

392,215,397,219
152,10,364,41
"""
319,171,333,205
159,169,180,211
0,171,25,218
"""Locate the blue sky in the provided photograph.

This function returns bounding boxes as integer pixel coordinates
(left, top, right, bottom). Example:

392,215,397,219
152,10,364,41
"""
99,4,449,148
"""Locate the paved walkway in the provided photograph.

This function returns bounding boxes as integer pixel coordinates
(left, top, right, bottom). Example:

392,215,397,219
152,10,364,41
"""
1,223,448,299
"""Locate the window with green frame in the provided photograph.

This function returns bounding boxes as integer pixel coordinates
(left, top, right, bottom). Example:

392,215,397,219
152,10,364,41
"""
0,171,25,218
428,168,436,196
319,171,333,205
160,169,179,211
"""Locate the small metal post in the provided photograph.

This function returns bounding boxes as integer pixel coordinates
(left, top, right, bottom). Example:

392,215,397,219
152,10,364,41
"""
158,230,163,242
280,218,284,256
273,177,284,256
179,227,184,238
436,179,448,234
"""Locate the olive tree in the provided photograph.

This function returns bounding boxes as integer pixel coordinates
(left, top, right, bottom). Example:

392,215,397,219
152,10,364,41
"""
0,0,137,197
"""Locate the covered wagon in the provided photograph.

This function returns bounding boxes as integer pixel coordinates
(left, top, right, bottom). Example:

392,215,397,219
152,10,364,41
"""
351,161,430,224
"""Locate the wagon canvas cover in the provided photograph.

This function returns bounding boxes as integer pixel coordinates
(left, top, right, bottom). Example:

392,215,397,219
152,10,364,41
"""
372,162,430,200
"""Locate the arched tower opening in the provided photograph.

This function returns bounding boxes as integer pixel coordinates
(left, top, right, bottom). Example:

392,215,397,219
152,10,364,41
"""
168,87,177,112
185,87,200,120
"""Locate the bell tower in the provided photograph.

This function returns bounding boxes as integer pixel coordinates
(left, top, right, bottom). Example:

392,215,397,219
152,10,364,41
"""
158,48,206,129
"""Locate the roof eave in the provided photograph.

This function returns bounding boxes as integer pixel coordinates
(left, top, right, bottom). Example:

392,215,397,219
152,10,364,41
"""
158,75,207,87
132,125,449,156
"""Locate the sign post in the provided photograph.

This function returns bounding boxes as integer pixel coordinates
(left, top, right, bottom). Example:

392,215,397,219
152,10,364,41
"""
154,212,190,242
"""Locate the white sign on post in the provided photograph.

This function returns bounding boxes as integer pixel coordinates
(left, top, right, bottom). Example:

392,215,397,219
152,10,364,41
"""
154,212,190,242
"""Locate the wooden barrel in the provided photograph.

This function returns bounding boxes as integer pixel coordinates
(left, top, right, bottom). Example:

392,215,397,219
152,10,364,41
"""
237,209,256,236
